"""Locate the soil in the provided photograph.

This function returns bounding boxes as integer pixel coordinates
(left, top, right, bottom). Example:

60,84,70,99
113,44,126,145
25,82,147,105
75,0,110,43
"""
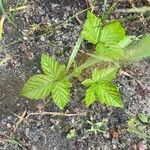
0,0,150,150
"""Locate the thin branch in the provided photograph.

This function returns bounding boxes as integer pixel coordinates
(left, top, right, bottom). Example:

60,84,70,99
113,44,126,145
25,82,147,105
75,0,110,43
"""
13,110,27,133
38,7,91,38
101,0,120,23
9,5,28,12
26,111,86,119
117,6,150,13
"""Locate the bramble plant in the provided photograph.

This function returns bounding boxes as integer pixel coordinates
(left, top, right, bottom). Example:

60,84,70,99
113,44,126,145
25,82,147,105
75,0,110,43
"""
21,11,150,110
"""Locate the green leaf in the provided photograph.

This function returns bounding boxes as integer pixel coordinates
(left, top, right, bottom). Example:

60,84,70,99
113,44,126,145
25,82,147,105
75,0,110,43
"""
82,67,122,107
0,14,5,40
85,86,96,107
66,129,76,139
127,126,150,139
118,36,136,48
92,67,118,82
100,21,125,44
52,79,71,110
96,42,124,60
41,54,66,78
126,34,150,62
138,113,148,123
82,79,94,87
137,125,147,131
21,74,54,100
81,11,101,44
96,82,123,107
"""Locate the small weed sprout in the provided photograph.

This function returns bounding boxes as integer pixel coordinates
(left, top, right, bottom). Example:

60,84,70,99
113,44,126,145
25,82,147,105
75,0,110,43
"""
66,129,76,140
86,119,106,135
127,113,149,139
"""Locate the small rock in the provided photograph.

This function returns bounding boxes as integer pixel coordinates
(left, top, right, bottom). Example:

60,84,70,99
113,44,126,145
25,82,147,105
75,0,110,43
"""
103,132,110,138
40,36,45,42
6,123,11,129
130,143,137,150
137,142,147,150
31,145,39,150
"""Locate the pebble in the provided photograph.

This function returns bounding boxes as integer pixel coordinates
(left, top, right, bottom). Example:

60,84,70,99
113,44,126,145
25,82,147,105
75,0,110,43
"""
31,145,39,150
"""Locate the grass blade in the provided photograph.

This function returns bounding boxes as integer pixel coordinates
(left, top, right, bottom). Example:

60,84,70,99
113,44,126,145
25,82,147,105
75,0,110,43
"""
101,0,120,23
0,14,6,39
9,5,28,12
0,0,16,28
0,55,12,66
67,36,83,71
126,34,150,62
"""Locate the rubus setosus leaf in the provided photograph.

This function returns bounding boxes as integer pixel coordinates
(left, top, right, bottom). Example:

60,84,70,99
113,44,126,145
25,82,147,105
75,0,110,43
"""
82,67,118,86
100,21,125,44
126,34,150,62
84,85,96,107
52,79,71,110
96,82,123,107
41,54,66,78
82,67,123,107
92,67,118,82
95,21,126,61
82,79,94,87
21,74,54,100
96,43,124,60
81,11,101,44
21,53,71,110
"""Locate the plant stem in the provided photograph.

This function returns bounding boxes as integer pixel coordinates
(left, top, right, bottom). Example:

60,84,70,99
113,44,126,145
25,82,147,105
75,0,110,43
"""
118,15,140,22
101,0,120,23
67,58,101,79
103,0,108,12
0,0,16,27
0,14,6,39
0,38,21,50
37,8,91,38
9,5,28,12
0,55,12,66
117,6,150,13
67,50,118,79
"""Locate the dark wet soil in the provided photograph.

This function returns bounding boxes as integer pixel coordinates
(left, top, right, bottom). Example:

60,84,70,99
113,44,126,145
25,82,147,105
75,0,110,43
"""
0,0,150,150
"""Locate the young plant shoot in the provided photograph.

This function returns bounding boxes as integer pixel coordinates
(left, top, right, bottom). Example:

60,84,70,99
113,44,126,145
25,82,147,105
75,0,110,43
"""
21,11,150,110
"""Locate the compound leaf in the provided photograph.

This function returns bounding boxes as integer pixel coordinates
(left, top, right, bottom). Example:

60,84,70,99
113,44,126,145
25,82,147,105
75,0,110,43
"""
41,54,66,78
96,82,123,107
85,86,96,107
82,68,122,107
92,67,118,82
81,11,101,44
21,74,54,100
52,79,71,110
100,21,125,44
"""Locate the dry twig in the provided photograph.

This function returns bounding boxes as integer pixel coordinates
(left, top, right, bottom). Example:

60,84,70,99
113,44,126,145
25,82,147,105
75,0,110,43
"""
26,111,86,119
117,6,150,13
